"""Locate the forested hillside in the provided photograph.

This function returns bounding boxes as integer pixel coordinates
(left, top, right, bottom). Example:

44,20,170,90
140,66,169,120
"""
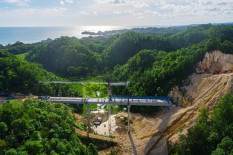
1,24,233,98
25,24,233,73
0,99,97,154
26,37,100,76
113,38,233,96
0,50,84,97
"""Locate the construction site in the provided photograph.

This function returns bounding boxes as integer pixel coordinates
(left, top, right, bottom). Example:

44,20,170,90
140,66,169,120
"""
1,50,233,154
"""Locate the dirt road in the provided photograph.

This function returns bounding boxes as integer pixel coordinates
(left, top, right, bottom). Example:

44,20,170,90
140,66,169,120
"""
75,128,116,142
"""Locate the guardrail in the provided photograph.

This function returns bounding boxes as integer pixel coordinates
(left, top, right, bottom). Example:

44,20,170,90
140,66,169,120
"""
110,95,173,104
42,97,173,106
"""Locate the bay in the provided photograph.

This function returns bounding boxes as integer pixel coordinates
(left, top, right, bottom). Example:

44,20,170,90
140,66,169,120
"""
0,26,124,45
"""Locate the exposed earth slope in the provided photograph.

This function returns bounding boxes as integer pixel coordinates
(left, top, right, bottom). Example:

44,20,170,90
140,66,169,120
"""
108,73,233,155
105,51,233,154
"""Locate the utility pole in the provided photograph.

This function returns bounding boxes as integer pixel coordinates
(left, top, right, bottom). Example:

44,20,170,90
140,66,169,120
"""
128,98,130,133
87,102,91,138
108,76,112,136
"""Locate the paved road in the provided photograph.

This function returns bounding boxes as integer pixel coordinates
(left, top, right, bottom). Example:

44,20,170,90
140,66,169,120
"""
45,97,172,106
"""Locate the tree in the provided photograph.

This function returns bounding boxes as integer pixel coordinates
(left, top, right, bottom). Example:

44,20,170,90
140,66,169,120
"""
212,137,233,155
0,100,97,154
87,143,98,155
175,93,233,155
0,122,8,139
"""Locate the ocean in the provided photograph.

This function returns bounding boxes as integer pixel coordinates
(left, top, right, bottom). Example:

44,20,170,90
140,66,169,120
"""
0,26,124,45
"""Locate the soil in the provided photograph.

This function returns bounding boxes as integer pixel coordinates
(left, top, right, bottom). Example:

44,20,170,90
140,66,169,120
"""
99,73,233,154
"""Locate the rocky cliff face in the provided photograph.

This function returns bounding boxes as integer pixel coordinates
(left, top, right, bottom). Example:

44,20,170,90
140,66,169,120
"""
170,50,233,107
196,51,233,74
168,86,192,107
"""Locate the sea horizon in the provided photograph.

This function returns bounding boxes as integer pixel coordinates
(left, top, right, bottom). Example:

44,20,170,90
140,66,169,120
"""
0,26,127,45
0,25,184,45
1,22,232,45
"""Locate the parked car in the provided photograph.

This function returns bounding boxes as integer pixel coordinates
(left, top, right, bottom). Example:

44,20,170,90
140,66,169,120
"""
93,116,102,126
7,95,14,100
93,120,101,126
38,96,50,100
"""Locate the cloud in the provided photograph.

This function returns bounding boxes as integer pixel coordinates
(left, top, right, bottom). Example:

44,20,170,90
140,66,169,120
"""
59,7,67,11
150,0,233,18
60,1,64,5
1,0,233,26
94,0,113,4
65,0,73,3
94,0,125,4
84,0,233,26
0,6,70,26
3,0,29,6
80,11,89,15
113,0,125,4
59,0,73,5
5,0,28,3
217,2,227,5
134,3,149,8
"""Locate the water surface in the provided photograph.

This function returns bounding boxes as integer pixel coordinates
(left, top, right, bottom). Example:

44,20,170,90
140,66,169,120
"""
0,26,123,45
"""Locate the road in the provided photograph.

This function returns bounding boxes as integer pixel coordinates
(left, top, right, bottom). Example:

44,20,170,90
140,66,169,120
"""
75,128,116,142
45,97,173,106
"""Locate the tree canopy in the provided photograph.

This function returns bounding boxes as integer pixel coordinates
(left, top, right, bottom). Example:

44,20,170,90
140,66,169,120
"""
174,93,233,155
0,99,97,155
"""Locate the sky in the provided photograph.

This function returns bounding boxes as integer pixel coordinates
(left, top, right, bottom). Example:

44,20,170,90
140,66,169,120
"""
0,0,232,27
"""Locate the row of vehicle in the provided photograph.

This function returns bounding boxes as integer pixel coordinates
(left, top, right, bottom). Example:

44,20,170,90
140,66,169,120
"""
38,96,50,100
0,94,14,100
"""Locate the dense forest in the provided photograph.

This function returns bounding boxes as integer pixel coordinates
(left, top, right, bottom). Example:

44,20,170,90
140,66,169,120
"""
1,24,233,112
0,99,98,154
1,24,233,154
2,24,233,97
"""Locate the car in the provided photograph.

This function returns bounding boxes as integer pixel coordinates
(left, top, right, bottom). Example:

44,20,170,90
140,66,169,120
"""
93,120,101,126
7,95,14,100
97,117,102,122
38,96,50,100
44,96,50,100
38,96,44,100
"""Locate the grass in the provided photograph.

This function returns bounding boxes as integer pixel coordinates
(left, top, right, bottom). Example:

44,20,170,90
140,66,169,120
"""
16,52,29,61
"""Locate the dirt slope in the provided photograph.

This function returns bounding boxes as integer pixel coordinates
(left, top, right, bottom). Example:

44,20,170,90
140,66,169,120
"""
107,73,233,155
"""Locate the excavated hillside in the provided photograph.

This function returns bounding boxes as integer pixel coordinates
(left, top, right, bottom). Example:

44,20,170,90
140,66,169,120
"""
100,51,233,155
196,50,233,74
